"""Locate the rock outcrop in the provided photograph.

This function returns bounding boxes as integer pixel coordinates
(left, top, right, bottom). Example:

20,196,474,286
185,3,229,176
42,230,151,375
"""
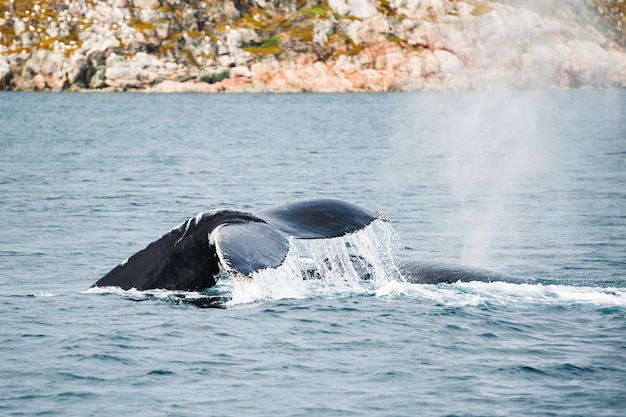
1,0,625,92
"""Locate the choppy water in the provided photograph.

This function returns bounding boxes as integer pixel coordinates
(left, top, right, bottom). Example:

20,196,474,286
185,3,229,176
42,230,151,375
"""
1,91,625,416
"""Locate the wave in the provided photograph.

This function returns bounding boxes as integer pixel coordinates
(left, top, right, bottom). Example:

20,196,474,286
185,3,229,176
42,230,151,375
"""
86,277,626,313
375,280,626,311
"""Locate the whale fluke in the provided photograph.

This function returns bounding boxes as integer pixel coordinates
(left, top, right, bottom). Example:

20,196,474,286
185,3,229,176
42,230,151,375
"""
256,198,381,239
212,221,290,278
94,199,382,290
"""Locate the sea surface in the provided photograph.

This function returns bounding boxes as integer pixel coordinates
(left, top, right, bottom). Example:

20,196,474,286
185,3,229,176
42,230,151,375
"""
1,90,625,416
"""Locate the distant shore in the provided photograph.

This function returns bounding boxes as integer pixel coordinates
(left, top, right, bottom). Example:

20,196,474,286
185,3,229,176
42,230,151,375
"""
1,0,626,92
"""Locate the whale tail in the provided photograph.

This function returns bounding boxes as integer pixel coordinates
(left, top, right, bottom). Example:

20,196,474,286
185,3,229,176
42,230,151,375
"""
94,199,383,291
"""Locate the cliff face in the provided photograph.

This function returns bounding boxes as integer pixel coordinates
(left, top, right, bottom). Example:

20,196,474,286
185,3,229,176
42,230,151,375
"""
1,0,625,92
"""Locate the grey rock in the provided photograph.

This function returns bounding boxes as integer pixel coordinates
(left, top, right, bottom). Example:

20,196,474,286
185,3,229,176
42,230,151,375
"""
349,0,378,19
0,56,13,89
314,20,335,44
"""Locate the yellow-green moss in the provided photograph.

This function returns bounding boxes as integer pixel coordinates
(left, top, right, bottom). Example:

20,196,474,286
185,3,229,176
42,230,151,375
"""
0,25,15,37
185,29,210,39
128,19,155,31
288,24,314,42
302,7,327,18
470,3,491,16
378,0,397,17
243,35,282,54
386,35,404,46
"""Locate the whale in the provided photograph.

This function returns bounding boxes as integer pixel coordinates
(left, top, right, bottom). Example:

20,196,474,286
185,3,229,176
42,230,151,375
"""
94,198,525,291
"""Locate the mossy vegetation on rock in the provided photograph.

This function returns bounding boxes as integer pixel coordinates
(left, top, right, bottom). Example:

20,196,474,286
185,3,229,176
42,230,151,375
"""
595,0,626,47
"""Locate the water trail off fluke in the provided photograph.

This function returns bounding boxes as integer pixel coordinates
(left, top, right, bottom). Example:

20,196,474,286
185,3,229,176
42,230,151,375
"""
228,220,402,305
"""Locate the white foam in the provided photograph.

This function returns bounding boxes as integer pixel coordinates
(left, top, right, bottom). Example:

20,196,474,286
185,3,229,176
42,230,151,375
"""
375,280,626,309
86,278,625,310
227,220,402,306
33,292,58,297
83,285,209,303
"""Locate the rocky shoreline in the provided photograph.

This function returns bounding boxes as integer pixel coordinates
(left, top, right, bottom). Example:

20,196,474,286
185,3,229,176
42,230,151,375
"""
1,0,626,92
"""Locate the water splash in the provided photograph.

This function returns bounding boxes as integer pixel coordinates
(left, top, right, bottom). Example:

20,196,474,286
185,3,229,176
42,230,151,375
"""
228,219,403,305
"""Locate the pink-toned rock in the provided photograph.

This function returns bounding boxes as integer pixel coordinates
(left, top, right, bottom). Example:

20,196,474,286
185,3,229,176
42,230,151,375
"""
356,69,391,92
33,74,47,91
251,59,280,75
312,74,352,92
132,0,159,9
265,72,290,92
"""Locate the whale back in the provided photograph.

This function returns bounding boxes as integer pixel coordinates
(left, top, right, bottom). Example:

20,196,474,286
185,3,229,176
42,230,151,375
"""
400,261,528,285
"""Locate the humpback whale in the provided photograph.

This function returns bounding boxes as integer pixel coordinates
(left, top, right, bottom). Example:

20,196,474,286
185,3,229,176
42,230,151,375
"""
94,198,524,291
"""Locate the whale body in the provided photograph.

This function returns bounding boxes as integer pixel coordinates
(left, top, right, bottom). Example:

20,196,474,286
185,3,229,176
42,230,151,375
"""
94,198,523,291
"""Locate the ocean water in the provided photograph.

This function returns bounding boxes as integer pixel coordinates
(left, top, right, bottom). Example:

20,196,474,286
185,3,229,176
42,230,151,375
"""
0,90,625,416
